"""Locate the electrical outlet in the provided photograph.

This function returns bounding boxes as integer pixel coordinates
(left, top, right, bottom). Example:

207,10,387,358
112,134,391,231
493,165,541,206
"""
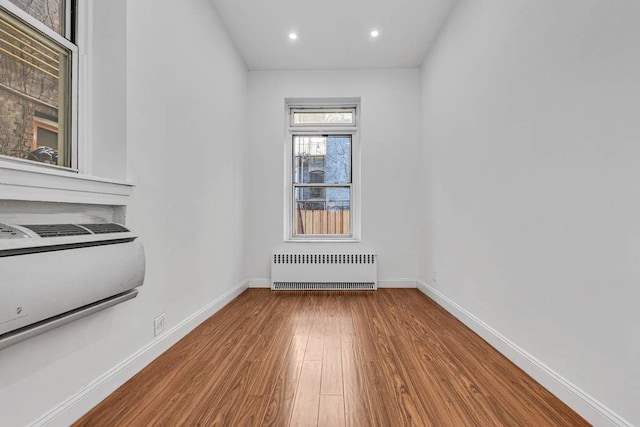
154,313,165,336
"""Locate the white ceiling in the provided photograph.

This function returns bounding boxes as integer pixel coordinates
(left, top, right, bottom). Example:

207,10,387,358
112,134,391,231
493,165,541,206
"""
210,0,457,70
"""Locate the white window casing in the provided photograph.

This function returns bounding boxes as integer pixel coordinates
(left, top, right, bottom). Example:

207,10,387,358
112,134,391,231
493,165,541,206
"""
284,98,361,242
0,0,133,204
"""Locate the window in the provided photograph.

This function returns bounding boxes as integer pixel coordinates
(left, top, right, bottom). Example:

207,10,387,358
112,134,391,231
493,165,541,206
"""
0,0,76,169
286,99,360,241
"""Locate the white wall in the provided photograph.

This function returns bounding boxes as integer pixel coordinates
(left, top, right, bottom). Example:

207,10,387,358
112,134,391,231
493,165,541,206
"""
419,0,640,424
85,0,127,179
0,0,248,424
125,0,248,342
246,69,422,284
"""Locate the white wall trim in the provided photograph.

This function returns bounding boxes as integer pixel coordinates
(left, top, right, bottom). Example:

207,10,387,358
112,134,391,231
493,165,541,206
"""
31,280,249,427
377,278,417,288
248,277,271,288
249,277,416,289
0,160,134,206
416,280,632,427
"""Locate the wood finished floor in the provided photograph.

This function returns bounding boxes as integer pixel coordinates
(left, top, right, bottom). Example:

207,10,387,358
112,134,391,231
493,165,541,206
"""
75,289,588,426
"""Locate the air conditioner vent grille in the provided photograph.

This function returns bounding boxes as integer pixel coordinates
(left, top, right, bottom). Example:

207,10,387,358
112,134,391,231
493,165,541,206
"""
272,282,376,291
273,253,376,265
22,224,91,238
80,223,130,234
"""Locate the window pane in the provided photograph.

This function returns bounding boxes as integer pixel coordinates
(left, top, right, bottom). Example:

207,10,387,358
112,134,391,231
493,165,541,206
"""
293,110,353,125
8,0,65,35
293,135,351,184
0,10,71,167
36,125,56,147
294,186,351,236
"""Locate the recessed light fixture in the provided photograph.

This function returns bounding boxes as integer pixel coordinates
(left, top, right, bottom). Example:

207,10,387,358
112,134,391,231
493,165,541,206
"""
289,32,298,40
370,29,380,38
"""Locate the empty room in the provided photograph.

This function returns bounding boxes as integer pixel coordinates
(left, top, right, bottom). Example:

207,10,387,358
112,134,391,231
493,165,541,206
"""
0,0,638,425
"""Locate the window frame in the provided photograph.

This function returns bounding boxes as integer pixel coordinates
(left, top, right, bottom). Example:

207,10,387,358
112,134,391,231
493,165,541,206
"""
0,0,78,172
284,98,361,242
290,108,355,128
32,116,58,150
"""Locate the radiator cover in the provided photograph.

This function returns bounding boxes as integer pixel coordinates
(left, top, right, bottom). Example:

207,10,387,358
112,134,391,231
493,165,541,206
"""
271,253,377,291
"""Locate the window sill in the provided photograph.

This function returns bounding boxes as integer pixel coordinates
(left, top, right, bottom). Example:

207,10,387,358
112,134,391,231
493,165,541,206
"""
0,159,134,205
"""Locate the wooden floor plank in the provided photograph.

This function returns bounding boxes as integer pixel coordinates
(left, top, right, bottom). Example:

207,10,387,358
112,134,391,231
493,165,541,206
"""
75,289,588,427
262,334,308,426
318,395,346,427
320,316,343,396
305,316,325,362
290,360,322,427
341,334,371,427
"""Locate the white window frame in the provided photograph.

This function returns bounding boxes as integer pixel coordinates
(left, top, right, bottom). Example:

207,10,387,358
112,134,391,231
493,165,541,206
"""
284,98,361,242
0,0,133,204
0,0,79,172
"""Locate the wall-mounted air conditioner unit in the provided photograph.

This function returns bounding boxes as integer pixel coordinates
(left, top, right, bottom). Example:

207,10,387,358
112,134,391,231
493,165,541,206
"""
0,223,145,351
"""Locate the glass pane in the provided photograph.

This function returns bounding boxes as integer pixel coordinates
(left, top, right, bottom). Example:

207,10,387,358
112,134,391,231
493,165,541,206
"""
0,10,71,166
293,110,353,125
293,135,351,184
8,0,66,35
294,186,351,236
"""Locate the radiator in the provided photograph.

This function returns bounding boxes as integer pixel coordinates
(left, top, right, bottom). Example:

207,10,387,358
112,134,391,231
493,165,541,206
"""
271,253,377,291
0,223,145,350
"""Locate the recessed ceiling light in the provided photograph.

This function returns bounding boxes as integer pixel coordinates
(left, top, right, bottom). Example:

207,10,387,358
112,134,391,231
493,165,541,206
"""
370,29,380,38
289,32,298,40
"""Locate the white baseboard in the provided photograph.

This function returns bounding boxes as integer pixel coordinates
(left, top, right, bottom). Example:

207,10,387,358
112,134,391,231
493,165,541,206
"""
248,277,270,288
32,280,249,427
416,280,632,427
377,278,416,288
249,278,416,289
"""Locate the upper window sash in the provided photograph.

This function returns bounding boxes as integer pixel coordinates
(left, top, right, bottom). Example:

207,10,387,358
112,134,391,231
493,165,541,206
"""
0,1,75,49
0,2,78,171
290,107,357,128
